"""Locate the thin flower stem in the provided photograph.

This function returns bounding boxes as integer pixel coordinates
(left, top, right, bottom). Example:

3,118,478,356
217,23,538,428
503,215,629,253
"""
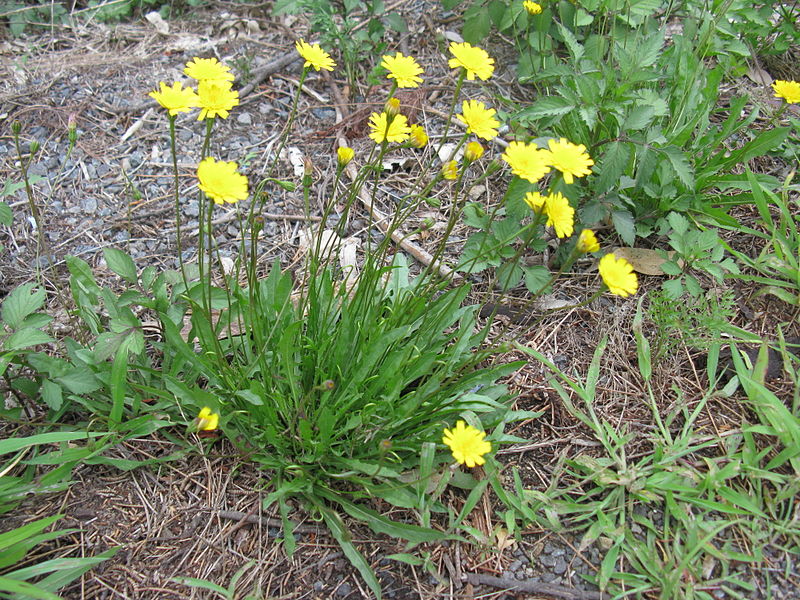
169,115,189,289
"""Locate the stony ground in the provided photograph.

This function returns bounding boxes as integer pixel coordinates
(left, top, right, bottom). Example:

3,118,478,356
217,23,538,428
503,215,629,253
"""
1,2,799,599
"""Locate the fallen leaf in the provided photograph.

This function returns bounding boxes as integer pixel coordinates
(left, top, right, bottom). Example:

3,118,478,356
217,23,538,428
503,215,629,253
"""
609,247,676,276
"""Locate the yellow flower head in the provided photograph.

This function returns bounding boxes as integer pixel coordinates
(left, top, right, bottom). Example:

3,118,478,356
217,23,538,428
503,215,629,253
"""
197,80,239,120
448,42,495,81
457,100,500,140
368,111,412,143
577,229,600,253
443,420,491,468
381,52,424,88
184,57,235,83
524,191,546,213
442,160,459,180
194,406,219,431
501,141,551,183
772,80,800,104
148,81,199,116
465,141,484,161
296,39,336,72
523,0,543,15
544,192,574,238
409,124,429,148
599,253,638,297
197,157,249,204
337,146,355,167
544,138,594,184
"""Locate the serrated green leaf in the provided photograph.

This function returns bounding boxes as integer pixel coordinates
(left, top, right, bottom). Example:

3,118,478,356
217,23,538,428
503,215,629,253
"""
4,328,53,351
2,283,45,330
661,146,694,188
40,379,63,411
0,202,12,227
611,210,635,246
595,141,631,193
103,248,138,283
516,96,575,122
462,5,491,43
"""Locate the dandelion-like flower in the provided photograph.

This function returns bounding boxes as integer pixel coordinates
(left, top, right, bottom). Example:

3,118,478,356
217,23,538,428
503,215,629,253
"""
197,157,249,204
457,100,500,140
544,138,594,184
337,146,354,167
772,80,800,104
368,111,411,143
502,141,550,183
409,124,429,148
524,191,545,213
523,0,542,15
194,406,219,431
577,229,600,253
197,80,239,120
443,420,491,468
599,253,638,297
442,160,459,180
148,81,199,116
295,39,336,72
184,57,235,83
544,192,574,238
465,141,484,161
381,52,424,88
448,42,495,81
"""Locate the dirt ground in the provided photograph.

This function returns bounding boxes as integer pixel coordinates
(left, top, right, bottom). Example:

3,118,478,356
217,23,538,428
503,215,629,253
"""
1,1,799,598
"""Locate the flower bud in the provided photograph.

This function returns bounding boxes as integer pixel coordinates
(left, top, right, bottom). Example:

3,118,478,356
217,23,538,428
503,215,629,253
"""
409,124,428,148
465,141,484,161
337,146,355,167
442,160,458,180
384,97,401,116
11,121,21,135
67,113,78,144
29,141,40,154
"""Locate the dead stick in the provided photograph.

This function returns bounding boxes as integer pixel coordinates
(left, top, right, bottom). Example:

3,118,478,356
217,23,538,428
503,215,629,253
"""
218,509,320,534
465,573,607,600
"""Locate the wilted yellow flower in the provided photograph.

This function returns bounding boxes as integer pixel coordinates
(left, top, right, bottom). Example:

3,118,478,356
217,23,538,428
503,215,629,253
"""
599,253,638,297
544,192,574,238
442,160,458,180
443,420,491,468
381,52,424,88
148,81,199,116
544,138,594,184
448,42,495,81
577,229,600,253
409,124,429,148
197,157,249,204
197,80,239,120
295,39,336,72
501,141,550,183
523,1,542,14
194,406,219,431
368,111,411,143
337,146,354,167
184,57,234,83
465,141,484,161
524,191,546,213
772,80,800,104
457,100,500,140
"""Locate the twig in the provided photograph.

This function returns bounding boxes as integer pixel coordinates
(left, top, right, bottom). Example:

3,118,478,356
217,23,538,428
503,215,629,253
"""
217,509,320,534
465,573,607,600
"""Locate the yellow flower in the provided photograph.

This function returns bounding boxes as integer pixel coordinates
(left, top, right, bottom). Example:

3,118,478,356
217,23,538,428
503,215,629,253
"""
457,100,500,140
501,141,551,183
523,0,542,14
448,42,495,81
599,253,638,297
197,157,249,204
465,141,484,161
577,229,600,253
337,146,354,167
543,192,574,238
772,80,800,104
443,420,491,468
197,80,239,120
368,111,411,143
184,57,234,83
295,39,336,72
442,160,459,180
148,81,199,116
409,124,429,148
524,191,545,213
194,406,219,431
544,138,594,184
381,52,424,88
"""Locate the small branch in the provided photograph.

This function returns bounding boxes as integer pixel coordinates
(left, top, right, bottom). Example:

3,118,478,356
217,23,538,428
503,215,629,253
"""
217,509,320,534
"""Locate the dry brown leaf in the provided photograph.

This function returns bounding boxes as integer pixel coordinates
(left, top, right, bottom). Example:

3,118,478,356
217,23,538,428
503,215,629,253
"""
609,247,675,276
